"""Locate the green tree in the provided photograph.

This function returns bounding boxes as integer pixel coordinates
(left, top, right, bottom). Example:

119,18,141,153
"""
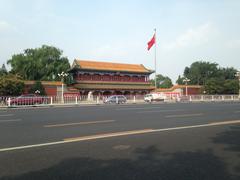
217,67,237,80
29,81,46,95
0,74,24,96
223,79,238,94
151,74,173,88
184,61,218,85
7,45,70,81
203,67,238,94
176,75,185,85
204,78,224,94
181,61,238,94
0,64,8,76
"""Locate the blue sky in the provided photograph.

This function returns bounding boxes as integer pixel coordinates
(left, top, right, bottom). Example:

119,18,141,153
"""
0,0,240,82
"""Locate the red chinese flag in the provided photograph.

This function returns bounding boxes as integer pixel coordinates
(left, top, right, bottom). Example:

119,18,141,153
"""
147,33,155,50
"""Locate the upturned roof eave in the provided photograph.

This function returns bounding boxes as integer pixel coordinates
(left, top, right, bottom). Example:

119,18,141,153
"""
68,67,153,74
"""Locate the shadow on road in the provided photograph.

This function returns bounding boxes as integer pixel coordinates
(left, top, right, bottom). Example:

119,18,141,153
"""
212,125,240,177
212,125,240,152
1,146,239,180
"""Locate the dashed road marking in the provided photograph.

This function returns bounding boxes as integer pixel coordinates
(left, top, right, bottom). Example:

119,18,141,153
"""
1,119,240,152
117,107,172,111
165,113,203,118
113,145,131,150
44,120,115,128
0,119,21,123
0,114,13,117
137,109,184,113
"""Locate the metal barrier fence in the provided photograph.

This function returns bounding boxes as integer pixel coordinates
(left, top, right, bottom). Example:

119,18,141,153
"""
0,95,239,108
188,95,239,102
0,95,146,107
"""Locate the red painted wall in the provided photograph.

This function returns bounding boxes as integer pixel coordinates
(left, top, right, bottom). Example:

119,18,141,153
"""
183,87,202,95
76,74,147,82
23,85,58,96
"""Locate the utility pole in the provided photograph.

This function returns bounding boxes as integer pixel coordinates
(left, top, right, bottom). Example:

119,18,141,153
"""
183,78,190,96
235,71,240,98
58,71,68,103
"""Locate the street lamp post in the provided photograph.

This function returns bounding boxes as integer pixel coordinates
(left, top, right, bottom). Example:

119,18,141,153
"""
58,71,68,103
235,71,240,98
183,78,190,96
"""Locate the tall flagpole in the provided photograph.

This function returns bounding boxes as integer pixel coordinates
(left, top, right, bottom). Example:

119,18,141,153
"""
154,28,157,90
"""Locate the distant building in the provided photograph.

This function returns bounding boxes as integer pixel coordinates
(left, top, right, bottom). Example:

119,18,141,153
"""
24,81,63,96
23,60,202,97
156,85,202,95
68,59,154,96
24,81,79,97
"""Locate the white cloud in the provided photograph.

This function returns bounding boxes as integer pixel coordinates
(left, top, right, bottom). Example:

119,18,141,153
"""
226,40,240,49
162,23,216,51
90,45,128,60
0,20,11,32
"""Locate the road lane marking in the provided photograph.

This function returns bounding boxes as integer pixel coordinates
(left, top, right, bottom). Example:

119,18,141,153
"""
165,113,203,118
137,109,184,113
0,129,153,152
0,114,13,117
117,107,176,111
113,145,131,150
234,111,240,113
64,129,153,141
44,120,115,128
0,119,21,123
1,119,240,152
153,120,240,133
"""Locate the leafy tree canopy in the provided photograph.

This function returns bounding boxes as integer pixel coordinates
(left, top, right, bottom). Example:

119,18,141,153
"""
176,75,185,85
29,81,46,95
180,61,239,94
0,74,24,96
7,45,70,81
183,61,219,85
151,74,173,88
0,64,8,76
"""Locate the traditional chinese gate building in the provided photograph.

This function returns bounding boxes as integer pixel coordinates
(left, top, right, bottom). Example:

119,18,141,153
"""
68,59,154,96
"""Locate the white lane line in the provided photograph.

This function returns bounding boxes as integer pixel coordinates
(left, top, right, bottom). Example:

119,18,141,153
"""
153,120,240,133
0,114,13,117
234,111,240,113
44,120,115,128
0,129,153,152
137,109,184,113
64,129,153,141
0,119,21,123
165,113,203,118
1,119,240,152
117,107,173,111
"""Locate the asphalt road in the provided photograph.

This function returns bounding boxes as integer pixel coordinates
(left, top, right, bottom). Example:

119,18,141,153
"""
0,102,240,180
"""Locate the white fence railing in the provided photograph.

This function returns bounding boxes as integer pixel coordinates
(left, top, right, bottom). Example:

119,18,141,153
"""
187,95,240,102
0,95,239,108
0,95,146,107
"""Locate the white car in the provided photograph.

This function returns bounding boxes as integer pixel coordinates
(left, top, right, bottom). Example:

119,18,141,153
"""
144,93,166,102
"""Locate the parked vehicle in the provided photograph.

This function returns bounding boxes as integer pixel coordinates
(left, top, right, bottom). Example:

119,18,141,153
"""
144,93,166,102
103,95,127,104
7,94,45,106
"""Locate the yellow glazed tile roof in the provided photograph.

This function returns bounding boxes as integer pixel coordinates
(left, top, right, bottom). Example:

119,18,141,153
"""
73,59,152,73
24,81,63,86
